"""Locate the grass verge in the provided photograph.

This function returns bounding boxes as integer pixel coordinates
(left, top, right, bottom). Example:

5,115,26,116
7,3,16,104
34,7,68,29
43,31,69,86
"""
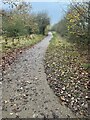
45,33,88,117
1,34,44,53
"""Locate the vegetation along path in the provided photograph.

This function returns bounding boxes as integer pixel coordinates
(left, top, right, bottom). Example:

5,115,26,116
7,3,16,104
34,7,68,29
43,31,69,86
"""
45,34,88,118
2,33,75,118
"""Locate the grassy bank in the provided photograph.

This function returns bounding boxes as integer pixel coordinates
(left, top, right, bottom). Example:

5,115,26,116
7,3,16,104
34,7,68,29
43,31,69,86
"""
1,34,44,53
45,33,88,117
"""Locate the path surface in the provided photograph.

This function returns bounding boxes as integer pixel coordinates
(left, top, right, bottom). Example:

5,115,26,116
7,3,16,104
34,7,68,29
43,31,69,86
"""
2,34,76,118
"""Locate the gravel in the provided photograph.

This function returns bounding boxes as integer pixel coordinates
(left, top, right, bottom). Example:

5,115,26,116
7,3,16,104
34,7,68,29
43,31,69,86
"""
2,34,76,118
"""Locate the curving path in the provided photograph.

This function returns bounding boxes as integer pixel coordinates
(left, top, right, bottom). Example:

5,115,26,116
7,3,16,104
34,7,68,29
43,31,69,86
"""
2,33,76,118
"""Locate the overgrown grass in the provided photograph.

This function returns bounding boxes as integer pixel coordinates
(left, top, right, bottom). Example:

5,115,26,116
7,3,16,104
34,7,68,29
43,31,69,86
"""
0,34,44,53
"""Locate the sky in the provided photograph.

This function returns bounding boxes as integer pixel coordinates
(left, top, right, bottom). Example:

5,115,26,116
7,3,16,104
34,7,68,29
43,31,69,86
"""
31,2,69,25
0,0,70,25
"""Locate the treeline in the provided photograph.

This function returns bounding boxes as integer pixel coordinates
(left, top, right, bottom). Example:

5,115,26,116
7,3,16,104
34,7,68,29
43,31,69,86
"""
52,1,90,46
1,1,50,38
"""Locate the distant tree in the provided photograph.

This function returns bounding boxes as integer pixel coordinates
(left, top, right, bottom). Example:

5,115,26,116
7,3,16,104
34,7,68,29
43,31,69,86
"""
36,12,50,35
52,18,68,37
66,1,90,44
52,1,90,45
1,1,32,45
1,0,51,45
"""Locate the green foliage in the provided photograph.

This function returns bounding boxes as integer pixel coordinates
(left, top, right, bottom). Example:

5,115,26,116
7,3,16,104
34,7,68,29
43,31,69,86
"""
52,2,90,46
82,63,90,70
36,12,50,35
2,14,26,37
52,18,68,37
1,2,50,38
1,1,50,52
66,3,89,44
